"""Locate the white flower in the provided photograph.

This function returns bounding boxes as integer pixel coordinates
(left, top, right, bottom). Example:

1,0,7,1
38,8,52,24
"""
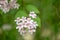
15,17,20,24
29,11,37,18
27,18,31,22
21,16,27,22
9,0,20,9
20,30,26,35
13,3,20,9
15,11,38,35
0,0,8,4
28,29,36,34
0,0,9,13
0,0,20,13
15,16,38,35
1,7,10,13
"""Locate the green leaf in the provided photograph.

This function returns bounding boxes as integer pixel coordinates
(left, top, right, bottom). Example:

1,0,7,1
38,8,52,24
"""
0,14,3,27
15,10,28,18
0,9,3,15
26,5,40,13
33,16,41,27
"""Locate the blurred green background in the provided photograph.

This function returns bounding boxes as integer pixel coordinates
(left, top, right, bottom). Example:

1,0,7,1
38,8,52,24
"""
0,0,60,40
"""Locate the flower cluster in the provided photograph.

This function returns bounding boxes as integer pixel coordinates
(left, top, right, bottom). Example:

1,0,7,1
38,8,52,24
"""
15,11,38,35
29,11,37,18
0,0,20,13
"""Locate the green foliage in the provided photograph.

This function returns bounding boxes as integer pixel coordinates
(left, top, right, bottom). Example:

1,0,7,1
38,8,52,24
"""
32,16,41,28
15,10,28,18
26,5,40,13
35,17,41,27
0,0,60,40
0,14,3,27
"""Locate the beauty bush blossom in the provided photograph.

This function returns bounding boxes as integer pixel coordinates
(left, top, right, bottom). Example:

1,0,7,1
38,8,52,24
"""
0,0,20,13
15,12,38,35
29,11,37,18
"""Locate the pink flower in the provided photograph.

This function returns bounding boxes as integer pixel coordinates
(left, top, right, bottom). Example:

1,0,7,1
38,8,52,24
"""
28,29,36,34
15,16,38,35
9,0,20,9
29,11,37,18
0,0,9,13
0,0,20,13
